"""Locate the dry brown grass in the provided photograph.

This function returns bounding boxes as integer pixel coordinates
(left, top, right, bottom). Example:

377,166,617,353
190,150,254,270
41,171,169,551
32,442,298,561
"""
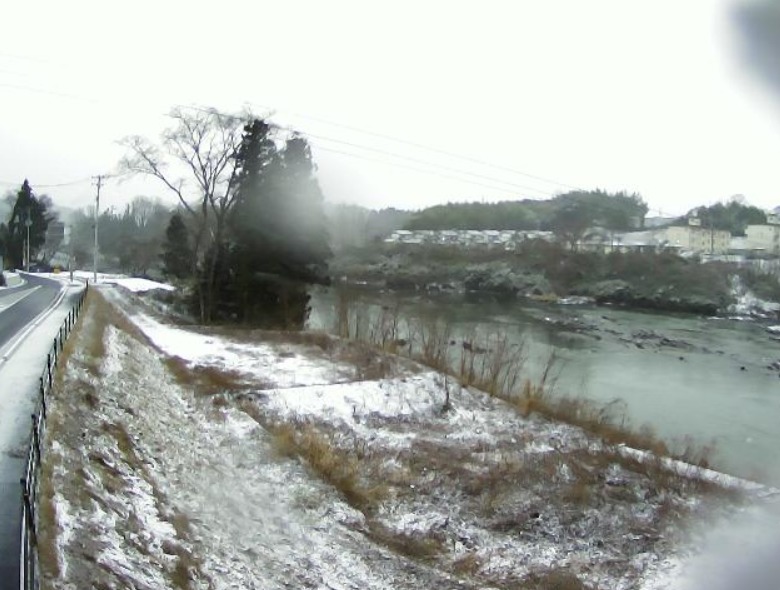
526,569,593,590
264,419,387,512
37,461,61,581
507,380,721,468
338,342,394,381
39,293,100,583
453,552,483,576
333,300,696,464
366,521,446,561
54,289,153,381
164,356,253,396
73,291,111,376
331,298,725,475
202,325,336,351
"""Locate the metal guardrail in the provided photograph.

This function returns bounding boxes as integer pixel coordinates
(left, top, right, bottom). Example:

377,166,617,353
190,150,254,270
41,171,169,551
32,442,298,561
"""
20,283,88,590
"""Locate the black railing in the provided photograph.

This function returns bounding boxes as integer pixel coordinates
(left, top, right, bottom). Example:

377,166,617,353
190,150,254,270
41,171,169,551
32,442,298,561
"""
20,282,88,590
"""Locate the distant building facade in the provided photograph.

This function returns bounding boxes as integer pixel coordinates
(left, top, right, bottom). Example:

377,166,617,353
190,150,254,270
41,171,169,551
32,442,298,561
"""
385,226,739,256
745,223,780,256
665,225,731,255
384,229,555,249
578,227,678,253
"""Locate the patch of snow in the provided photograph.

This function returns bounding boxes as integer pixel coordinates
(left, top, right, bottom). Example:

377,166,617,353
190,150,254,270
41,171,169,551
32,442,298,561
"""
51,447,76,579
47,313,472,588
616,445,777,495
728,275,780,319
0,271,22,288
125,308,355,388
44,270,174,292
105,277,175,293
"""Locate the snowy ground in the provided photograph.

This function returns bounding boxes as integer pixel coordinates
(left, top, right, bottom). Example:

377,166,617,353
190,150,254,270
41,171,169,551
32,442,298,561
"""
38,285,776,589
0,271,23,288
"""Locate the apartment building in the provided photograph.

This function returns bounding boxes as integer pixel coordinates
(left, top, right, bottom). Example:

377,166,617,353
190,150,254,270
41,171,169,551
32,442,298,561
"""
665,225,731,255
745,223,780,256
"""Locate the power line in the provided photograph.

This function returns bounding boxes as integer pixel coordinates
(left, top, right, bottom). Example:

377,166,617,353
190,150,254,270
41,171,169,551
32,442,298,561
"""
282,127,556,197
173,104,556,197
175,103,571,197
312,144,538,197
270,107,583,191
0,52,51,64
0,81,97,102
0,177,92,188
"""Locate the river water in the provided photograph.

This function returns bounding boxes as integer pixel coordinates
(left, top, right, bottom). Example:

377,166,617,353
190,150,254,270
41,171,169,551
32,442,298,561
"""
309,288,780,484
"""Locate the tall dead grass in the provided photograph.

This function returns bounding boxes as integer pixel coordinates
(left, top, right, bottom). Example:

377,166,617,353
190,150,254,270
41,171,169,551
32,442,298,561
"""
272,422,387,511
164,357,252,395
333,295,715,468
237,399,388,514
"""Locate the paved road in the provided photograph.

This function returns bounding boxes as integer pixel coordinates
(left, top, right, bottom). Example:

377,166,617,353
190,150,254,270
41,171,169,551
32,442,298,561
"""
0,274,74,588
0,275,63,350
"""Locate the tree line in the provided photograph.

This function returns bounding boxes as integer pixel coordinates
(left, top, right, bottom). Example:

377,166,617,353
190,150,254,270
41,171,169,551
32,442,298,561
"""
120,108,331,326
402,191,774,244
404,190,648,231
1,108,332,329
404,189,649,249
677,200,767,236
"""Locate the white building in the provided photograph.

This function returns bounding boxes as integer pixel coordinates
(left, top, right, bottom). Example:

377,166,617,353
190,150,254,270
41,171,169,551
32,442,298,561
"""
665,225,731,255
745,223,780,256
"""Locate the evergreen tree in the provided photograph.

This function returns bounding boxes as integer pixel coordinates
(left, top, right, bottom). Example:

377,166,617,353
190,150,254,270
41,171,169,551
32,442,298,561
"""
683,200,767,236
223,121,331,326
2,180,53,269
161,212,193,279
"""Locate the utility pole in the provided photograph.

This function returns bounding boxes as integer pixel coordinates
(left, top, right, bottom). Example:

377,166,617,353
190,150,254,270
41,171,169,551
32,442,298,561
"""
25,210,31,272
67,225,74,282
93,175,104,284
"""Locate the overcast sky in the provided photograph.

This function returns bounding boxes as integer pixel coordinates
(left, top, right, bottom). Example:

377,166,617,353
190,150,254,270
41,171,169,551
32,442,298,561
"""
1,0,779,217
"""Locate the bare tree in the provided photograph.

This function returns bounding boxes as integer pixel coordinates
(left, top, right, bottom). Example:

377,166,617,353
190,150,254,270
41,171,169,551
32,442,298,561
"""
119,107,248,322
128,196,160,229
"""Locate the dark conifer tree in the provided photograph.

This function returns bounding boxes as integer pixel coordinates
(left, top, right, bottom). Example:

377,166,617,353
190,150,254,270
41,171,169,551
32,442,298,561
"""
3,180,53,268
223,120,331,326
161,212,193,279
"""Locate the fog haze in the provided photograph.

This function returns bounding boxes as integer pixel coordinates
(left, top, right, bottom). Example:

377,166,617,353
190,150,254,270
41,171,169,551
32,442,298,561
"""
1,0,779,215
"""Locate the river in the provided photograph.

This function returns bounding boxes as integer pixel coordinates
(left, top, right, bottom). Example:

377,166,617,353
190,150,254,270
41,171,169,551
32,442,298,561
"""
309,287,780,484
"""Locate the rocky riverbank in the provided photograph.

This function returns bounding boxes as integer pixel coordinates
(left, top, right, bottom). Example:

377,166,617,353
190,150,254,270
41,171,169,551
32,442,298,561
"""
331,246,753,317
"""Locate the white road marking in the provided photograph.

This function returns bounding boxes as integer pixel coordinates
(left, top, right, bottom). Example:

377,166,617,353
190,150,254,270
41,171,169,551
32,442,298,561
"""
0,286,41,313
0,285,68,363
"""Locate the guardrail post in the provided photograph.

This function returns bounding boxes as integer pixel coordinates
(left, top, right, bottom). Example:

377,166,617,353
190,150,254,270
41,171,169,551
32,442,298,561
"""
31,415,41,462
39,377,46,420
20,479,37,547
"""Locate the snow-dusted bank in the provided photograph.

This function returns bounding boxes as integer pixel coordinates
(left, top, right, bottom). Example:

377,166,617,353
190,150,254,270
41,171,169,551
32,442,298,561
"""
37,281,778,590
0,271,23,289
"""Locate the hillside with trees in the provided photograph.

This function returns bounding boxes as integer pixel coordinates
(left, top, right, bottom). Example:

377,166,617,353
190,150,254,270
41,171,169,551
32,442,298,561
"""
676,199,767,236
326,204,413,251
403,190,648,241
68,197,171,274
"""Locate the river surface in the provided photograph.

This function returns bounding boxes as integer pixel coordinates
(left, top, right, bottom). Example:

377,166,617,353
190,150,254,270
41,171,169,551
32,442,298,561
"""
309,288,780,484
